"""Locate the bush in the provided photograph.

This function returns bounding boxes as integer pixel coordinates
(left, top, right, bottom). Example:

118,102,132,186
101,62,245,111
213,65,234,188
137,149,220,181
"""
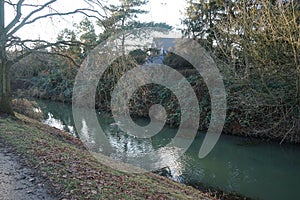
12,98,44,121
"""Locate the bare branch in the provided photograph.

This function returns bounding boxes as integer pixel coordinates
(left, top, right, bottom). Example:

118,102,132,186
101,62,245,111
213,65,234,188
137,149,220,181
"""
7,8,104,38
19,39,87,49
4,1,14,6
85,0,105,9
34,51,81,67
12,48,80,68
5,0,25,33
11,39,85,66
5,2,48,7
40,8,104,22
7,37,88,54
7,0,57,36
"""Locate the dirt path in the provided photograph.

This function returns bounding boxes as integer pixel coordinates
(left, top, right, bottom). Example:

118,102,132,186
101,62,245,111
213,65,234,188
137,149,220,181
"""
0,143,57,200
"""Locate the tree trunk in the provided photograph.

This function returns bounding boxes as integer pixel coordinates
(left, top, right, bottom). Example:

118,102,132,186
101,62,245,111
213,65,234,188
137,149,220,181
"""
0,0,14,115
0,61,14,115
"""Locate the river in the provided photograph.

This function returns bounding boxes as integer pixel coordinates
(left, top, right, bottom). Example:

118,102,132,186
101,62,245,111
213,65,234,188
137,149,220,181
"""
36,99,300,200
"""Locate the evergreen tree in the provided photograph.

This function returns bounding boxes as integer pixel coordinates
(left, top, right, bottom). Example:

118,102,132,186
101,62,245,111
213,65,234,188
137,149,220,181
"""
103,0,149,55
77,17,98,55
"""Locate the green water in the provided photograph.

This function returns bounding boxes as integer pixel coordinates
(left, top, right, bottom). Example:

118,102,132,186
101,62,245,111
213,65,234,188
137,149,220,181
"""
37,99,300,200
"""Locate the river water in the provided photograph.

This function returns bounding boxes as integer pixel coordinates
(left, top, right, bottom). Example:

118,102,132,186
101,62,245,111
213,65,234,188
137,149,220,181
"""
36,99,300,200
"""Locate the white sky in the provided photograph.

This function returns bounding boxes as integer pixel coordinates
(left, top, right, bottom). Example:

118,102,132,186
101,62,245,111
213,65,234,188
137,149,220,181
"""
5,0,187,41
142,0,186,28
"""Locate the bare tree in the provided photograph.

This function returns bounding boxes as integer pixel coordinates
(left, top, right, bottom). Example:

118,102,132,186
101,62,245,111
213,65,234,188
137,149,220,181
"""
0,0,105,115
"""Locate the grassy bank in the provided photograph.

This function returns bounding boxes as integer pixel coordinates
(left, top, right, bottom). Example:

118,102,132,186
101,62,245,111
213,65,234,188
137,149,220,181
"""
0,113,214,200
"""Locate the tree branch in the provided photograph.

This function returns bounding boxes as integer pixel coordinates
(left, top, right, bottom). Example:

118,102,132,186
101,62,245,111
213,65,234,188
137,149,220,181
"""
36,51,81,67
7,36,89,64
6,34,86,49
7,0,57,37
4,1,48,7
13,48,81,68
12,41,84,67
5,0,25,33
7,7,104,38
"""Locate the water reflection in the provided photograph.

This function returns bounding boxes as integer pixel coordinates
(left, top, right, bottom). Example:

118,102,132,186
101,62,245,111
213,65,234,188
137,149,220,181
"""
74,109,185,171
35,99,300,200
44,112,75,135
37,100,76,136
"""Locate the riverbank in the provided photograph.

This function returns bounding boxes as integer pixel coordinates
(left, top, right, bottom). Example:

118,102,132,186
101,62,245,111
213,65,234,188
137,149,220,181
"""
0,113,215,199
14,74,300,145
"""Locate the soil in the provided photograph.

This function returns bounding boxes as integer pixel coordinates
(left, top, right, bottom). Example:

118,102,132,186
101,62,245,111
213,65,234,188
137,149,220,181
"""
0,142,58,200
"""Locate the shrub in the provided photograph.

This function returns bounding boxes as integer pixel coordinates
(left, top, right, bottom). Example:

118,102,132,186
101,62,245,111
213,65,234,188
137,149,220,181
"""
12,98,43,121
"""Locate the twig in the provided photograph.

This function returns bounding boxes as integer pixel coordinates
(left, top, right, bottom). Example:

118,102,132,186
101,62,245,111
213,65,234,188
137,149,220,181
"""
280,122,295,145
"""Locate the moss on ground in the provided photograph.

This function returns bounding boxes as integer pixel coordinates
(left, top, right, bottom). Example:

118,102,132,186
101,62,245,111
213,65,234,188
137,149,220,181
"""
0,113,213,200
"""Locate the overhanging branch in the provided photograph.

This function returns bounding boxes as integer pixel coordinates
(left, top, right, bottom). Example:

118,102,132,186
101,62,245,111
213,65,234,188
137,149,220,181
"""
6,0,57,37
11,39,89,65
7,7,104,38
5,0,25,33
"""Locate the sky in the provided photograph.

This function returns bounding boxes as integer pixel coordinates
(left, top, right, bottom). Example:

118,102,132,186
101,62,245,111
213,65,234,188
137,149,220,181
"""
142,0,186,28
6,0,187,42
